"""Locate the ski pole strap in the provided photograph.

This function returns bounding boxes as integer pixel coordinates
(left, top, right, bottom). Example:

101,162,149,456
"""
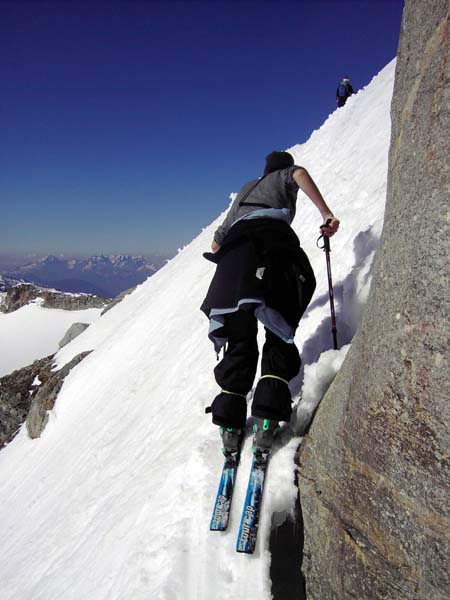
221,389,248,398
259,374,289,386
239,201,272,209
317,218,333,251
238,175,267,207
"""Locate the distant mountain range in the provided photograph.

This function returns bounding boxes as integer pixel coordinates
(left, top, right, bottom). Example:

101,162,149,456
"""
1,253,171,297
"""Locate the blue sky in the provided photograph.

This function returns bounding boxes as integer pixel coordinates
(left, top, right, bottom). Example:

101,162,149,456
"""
1,0,404,256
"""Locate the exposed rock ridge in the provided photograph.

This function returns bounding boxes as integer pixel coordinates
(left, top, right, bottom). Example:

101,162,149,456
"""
0,351,92,447
26,351,92,439
298,1,450,599
58,323,90,348
0,283,110,313
0,355,54,448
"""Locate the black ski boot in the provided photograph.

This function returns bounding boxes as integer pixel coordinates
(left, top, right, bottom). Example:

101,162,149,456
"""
219,426,243,457
252,417,280,455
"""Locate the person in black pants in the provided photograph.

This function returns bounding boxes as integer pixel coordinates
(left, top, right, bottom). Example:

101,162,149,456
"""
201,151,339,451
336,75,355,107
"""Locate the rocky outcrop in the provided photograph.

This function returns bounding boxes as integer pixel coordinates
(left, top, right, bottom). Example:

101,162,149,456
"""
58,323,90,348
0,283,109,313
0,355,54,448
298,2,450,599
26,352,92,439
0,275,26,292
0,351,92,447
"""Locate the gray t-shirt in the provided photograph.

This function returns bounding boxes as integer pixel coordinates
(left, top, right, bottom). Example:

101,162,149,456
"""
214,166,300,245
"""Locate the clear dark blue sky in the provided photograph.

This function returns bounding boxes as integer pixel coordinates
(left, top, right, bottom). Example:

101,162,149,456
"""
1,0,404,256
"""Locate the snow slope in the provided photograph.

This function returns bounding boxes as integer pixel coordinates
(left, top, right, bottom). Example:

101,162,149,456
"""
0,60,395,600
0,301,103,377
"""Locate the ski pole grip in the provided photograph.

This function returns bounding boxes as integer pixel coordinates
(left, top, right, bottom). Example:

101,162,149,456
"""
320,218,333,251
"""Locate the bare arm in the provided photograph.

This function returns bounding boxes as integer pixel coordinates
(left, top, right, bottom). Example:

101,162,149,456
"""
293,167,340,236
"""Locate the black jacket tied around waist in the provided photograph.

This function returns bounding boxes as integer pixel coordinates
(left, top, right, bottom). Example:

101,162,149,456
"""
201,218,316,352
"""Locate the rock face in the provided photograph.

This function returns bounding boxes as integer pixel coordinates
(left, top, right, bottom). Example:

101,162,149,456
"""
58,323,90,348
0,283,109,313
298,2,450,599
26,351,91,439
0,351,92,447
0,355,54,448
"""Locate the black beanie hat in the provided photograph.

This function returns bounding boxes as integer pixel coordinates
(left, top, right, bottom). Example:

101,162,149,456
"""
264,151,294,175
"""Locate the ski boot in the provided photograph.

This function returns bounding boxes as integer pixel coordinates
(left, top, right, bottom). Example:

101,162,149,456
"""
219,426,243,458
252,417,280,457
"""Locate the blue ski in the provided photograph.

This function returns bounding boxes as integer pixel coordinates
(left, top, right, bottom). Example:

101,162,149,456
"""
236,451,269,553
210,453,239,531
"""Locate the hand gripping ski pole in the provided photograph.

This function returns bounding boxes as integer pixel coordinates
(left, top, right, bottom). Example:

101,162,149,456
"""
317,220,338,350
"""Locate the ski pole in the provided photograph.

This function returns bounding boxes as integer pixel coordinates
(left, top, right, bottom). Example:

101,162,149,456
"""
317,220,338,350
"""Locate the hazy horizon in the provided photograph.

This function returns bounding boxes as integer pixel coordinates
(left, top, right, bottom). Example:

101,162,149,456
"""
0,250,175,270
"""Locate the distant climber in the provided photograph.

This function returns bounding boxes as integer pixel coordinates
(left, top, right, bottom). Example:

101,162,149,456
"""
201,151,340,454
336,75,354,107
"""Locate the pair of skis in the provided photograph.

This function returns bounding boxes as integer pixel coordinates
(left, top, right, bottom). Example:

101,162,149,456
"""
210,441,270,554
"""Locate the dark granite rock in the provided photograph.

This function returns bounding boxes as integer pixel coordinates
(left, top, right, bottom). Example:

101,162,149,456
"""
0,355,54,448
58,323,90,348
1,350,93,447
298,1,450,599
26,351,92,439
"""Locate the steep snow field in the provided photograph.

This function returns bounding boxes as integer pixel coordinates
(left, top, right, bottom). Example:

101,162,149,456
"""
0,60,395,599
0,301,103,377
